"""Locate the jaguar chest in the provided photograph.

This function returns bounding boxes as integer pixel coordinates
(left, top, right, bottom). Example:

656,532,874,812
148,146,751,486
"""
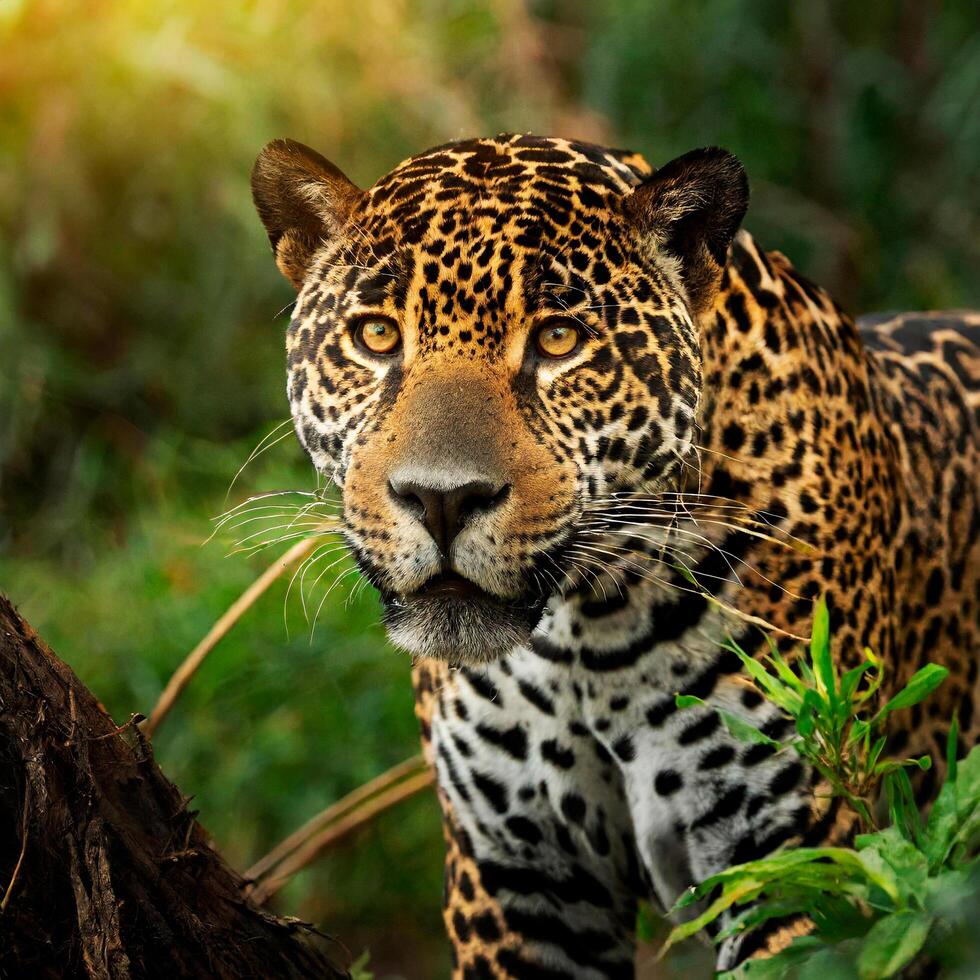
427,593,812,915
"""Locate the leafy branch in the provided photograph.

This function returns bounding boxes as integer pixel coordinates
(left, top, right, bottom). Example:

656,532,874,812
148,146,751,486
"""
676,597,946,832
661,598,978,978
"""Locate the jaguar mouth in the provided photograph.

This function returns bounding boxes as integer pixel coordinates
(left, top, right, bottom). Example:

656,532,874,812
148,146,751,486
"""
382,570,545,664
410,570,494,602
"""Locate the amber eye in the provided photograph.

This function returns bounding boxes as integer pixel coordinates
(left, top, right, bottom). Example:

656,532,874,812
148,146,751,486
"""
356,316,401,355
535,319,580,359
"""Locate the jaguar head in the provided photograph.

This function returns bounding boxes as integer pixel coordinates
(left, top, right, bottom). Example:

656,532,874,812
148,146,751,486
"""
251,135,747,663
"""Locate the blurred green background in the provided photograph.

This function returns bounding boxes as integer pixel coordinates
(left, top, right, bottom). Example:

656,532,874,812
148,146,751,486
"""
1,1,978,976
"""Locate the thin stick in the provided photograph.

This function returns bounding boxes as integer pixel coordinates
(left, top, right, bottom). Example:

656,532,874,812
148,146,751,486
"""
1,781,30,912
245,754,428,882
248,769,435,905
143,536,321,737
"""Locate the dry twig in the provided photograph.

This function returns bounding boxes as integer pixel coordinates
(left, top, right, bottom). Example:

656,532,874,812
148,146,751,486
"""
144,536,319,736
248,768,435,905
246,754,429,881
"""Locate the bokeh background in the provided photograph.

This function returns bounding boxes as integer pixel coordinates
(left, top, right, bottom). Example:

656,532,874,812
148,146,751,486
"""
2,1,979,976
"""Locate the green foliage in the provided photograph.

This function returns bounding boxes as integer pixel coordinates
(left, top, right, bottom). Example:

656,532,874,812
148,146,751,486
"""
678,598,945,831
665,602,978,977
666,745,980,978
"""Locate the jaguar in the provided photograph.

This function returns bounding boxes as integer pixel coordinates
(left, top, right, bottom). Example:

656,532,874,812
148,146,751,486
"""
250,133,980,977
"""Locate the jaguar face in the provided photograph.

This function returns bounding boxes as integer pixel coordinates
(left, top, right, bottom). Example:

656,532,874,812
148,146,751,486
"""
252,135,747,663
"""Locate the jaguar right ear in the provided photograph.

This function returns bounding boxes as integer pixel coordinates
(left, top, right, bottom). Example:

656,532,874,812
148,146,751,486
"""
251,139,363,290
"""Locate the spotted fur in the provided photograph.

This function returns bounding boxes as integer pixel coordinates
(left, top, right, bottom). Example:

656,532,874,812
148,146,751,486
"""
252,134,980,977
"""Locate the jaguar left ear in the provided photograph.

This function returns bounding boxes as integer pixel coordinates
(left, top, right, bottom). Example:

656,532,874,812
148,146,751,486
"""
624,147,748,315
251,139,364,290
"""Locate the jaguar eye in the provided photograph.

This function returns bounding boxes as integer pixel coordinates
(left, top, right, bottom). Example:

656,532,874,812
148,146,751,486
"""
535,319,580,359
356,316,401,355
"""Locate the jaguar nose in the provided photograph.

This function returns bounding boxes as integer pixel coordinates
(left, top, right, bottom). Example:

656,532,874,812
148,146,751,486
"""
388,474,511,556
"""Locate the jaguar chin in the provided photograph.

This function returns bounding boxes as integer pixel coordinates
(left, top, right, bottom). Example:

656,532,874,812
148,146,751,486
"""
381,572,548,665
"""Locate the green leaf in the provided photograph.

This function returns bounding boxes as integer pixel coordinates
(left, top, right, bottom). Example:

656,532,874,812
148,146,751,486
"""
679,847,885,908
798,946,861,980
921,864,980,919
866,735,887,773
723,937,835,980
946,712,960,783
955,743,980,801
798,687,825,736
766,647,806,696
796,701,816,737
731,647,802,714
923,777,960,872
350,950,374,980
675,694,705,709
664,877,766,950
810,595,835,701
856,910,932,979
921,738,980,872
718,709,785,747
878,665,949,718
854,650,883,705
865,826,928,898
848,718,870,748
719,899,810,940
839,661,873,705
674,697,787,749
884,769,920,843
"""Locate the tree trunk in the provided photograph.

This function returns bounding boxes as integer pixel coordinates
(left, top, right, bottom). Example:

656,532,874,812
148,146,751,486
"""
0,594,351,980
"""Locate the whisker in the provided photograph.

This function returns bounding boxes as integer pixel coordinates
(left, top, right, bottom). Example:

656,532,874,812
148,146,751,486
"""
310,566,361,640
582,523,704,566
230,527,337,559
225,420,296,501
581,521,800,598
537,555,568,598
568,544,801,639
598,514,802,551
566,545,682,597
346,570,375,609
690,442,756,468
585,499,811,550
208,492,341,544
564,553,617,602
216,508,337,536
230,519,338,549
297,544,352,622
284,539,347,632
213,489,341,521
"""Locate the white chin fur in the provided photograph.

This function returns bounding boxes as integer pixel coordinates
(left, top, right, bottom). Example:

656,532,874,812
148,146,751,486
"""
384,595,531,665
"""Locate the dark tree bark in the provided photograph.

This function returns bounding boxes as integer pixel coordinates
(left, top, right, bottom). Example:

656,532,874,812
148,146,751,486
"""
0,595,351,980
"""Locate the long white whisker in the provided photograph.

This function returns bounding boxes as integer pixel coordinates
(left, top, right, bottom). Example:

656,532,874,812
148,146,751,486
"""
284,540,347,634
231,520,337,550
298,544,352,622
582,519,743,577
225,420,296,500
584,522,801,598
311,566,361,639
216,508,337,536
231,528,336,559
567,546,680,596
